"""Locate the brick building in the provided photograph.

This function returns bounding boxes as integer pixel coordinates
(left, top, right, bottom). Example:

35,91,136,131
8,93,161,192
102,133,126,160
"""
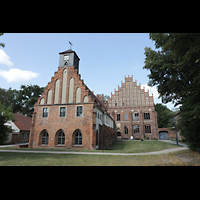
107,75,158,140
29,49,116,150
4,113,32,144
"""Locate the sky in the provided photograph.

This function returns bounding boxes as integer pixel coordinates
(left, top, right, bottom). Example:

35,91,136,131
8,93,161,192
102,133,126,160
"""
0,33,177,110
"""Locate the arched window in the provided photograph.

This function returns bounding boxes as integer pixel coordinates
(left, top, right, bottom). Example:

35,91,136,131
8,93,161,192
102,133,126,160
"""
47,89,52,104
76,87,81,103
75,131,82,145
68,77,74,103
83,95,89,103
58,131,65,145
40,97,44,105
61,69,68,104
54,79,60,104
117,129,121,137
42,131,49,145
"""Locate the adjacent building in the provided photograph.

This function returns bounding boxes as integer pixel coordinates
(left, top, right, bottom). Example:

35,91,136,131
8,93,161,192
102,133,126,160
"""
107,75,158,140
4,113,32,144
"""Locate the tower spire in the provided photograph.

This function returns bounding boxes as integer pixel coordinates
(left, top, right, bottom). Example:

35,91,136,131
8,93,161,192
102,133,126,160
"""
69,41,73,50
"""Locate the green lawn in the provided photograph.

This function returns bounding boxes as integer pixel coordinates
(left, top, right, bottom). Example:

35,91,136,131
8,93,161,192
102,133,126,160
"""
0,140,179,153
0,150,200,166
1,140,195,166
104,140,178,153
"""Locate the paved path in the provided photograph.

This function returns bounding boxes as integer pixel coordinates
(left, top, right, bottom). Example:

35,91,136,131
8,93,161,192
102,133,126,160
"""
160,140,188,147
0,140,189,156
0,146,188,156
0,143,29,148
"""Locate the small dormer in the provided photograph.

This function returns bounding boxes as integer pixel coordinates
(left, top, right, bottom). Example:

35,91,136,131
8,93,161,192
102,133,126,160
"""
59,49,80,73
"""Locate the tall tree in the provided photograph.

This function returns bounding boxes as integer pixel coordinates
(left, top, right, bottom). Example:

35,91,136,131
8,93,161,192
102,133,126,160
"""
143,33,200,151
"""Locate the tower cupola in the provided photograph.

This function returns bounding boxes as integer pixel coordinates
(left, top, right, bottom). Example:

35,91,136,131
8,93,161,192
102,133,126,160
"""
59,49,80,73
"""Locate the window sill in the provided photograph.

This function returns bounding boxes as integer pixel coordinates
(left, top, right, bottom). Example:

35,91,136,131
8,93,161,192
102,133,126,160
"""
72,145,83,149
55,145,65,147
39,145,49,147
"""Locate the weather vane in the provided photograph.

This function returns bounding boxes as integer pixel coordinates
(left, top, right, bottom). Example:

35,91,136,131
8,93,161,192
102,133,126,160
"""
69,41,73,50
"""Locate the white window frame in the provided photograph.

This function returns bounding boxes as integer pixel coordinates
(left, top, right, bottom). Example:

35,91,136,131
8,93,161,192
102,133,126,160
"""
42,107,49,118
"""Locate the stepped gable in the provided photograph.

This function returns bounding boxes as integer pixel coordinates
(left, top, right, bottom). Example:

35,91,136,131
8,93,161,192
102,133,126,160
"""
36,66,108,113
107,75,154,108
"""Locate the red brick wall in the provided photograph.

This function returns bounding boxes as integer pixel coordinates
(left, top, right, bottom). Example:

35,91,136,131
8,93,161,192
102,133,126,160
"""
109,106,158,140
98,124,117,150
30,103,94,149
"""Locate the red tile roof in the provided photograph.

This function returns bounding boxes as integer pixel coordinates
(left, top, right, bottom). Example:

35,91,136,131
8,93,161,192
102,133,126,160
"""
13,113,32,131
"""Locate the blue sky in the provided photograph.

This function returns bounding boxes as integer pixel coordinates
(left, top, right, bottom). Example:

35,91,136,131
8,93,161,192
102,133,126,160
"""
0,33,176,110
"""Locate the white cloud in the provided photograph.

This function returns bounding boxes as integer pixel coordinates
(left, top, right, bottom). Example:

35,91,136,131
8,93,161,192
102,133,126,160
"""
0,49,14,66
0,50,39,83
141,84,159,98
0,68,39,83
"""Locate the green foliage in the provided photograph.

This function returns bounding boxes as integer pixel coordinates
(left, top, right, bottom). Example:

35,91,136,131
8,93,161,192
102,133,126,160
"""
144,33,200,151
0,33,5,48
178,97,200,151
0,87,21,113
0,84,44,143
155,103,173,128
0,103,14,144
0,85,44,117
17,84,44,117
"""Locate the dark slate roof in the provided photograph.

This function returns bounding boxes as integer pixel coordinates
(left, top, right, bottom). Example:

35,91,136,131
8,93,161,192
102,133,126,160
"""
59,49,74,54
59,49,80,60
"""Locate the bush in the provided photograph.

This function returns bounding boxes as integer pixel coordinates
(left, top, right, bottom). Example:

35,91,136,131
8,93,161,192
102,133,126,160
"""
178,99,200,151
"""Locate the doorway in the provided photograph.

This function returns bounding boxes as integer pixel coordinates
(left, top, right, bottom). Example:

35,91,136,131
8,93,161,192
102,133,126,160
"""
159,131,169,140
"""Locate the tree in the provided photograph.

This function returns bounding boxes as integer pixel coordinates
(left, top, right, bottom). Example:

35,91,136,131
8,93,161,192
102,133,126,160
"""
0,103,13,144
0,88,21,113
0,33,5,48
17,84,44,117
154,103,173,128
143,33,200,151
0,85,44,117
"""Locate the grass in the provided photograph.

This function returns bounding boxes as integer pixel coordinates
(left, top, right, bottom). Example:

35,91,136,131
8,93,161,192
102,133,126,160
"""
104,140,179,153
0,150,200,166
1,140,196,166
0,140,179,153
